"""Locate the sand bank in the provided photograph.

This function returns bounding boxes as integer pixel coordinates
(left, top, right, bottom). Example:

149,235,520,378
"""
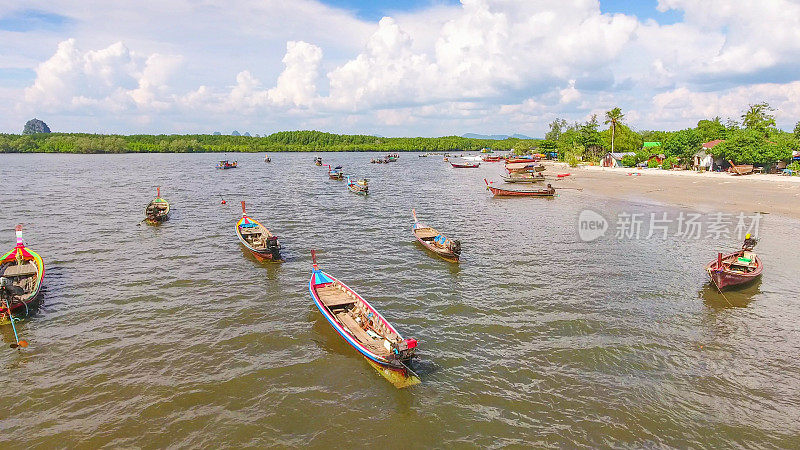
542,162,800,219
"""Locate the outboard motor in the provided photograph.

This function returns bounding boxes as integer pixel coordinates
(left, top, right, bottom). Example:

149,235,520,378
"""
448,239,462,256
391,338,418,360
267,236,281,259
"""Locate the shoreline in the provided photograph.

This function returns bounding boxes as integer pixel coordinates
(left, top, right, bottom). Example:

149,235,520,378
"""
543,162,800,219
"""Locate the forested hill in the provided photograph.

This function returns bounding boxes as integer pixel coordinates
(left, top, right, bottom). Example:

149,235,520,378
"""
0,130,535,153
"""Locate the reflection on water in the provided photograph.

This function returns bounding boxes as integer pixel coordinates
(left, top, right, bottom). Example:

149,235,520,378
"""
700,278,762,309
0,152,799,447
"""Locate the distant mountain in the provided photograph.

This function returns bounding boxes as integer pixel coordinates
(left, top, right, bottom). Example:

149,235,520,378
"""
243,132,251,137
231,130,241,136
213,131,221,135
462,133,534,140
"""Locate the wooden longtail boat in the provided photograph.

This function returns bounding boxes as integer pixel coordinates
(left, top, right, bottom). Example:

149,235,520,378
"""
728,160,754,176
482,155,504,162
705,250,763,290
216,160,238,169
505,162,544,173
0,225,44,325
236,201,282,262
484,179,555,197
327,165,344,180
501,172,545,183
346,176,369,195
412,210,461,263
308,251,419,383
144,187,170,225
507,157,539,163
386,154,399,162
451,160,480,168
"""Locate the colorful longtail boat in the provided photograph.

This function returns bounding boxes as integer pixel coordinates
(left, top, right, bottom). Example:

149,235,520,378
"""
236,201,282,262
346,176,369,195
1,225,44,325
144,187,170,225
308,251,419,386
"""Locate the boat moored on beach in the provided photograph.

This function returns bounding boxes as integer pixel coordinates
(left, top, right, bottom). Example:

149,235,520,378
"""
308,251,419,386
485,179,555,197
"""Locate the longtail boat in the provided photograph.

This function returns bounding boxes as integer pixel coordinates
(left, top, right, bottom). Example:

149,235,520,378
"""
412,210,461,263
236,201,282,262
386,154,399,162
1,225,44,327
505,162,543,173
507,156,539,163
728,160,754,176
264,155,271,163
346,176,369,195
327,165,344,180
216,160,238,169
501,172,545,183
144,187,170,225
485,179,555,197
482,155,504,162
705,239,763,290
450,160,480,168
308,251,419,386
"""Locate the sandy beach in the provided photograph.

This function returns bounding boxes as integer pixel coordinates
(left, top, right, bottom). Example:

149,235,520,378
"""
542,162,800,219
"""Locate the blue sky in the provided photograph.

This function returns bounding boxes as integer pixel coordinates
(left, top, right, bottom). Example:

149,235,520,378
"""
1,0,798,136
320,0,683,24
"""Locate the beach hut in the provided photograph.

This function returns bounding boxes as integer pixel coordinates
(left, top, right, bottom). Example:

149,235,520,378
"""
693,150,714,171
601,152,636,167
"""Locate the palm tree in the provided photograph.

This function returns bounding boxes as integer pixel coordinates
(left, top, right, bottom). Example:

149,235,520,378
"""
741,102,775,135
604,107,624,153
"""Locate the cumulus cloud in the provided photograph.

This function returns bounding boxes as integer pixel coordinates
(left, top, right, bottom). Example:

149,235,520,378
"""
23,39,181,113
7,0,800,135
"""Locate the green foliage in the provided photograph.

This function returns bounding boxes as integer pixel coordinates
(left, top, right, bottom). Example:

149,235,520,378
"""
787,161,800,173
564,151,580,167
578,115,604,160
794,121,800,140
663,128,702,161
538,140,557,151
662,156,679,170
604,107,625,152
640,130,671,143
696,117,726,142
647,158,660,168
621,155,637,167
545,118,568,141
711,128,792,165
741,102,776,135
0,131,539,154
600,123,643,153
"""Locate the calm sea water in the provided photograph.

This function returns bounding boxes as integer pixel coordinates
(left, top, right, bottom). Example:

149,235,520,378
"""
1,152,799,447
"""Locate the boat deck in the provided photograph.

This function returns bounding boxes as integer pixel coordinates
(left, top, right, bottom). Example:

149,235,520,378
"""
316,284,357,307
414,227,439,239
334,310,389,356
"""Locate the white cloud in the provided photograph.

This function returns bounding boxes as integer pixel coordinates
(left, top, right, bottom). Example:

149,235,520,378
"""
267,41,323,108
4,0,800,135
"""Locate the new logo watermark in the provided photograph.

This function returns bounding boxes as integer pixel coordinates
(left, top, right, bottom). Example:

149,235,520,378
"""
577,209,608,242
577,210,762,242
